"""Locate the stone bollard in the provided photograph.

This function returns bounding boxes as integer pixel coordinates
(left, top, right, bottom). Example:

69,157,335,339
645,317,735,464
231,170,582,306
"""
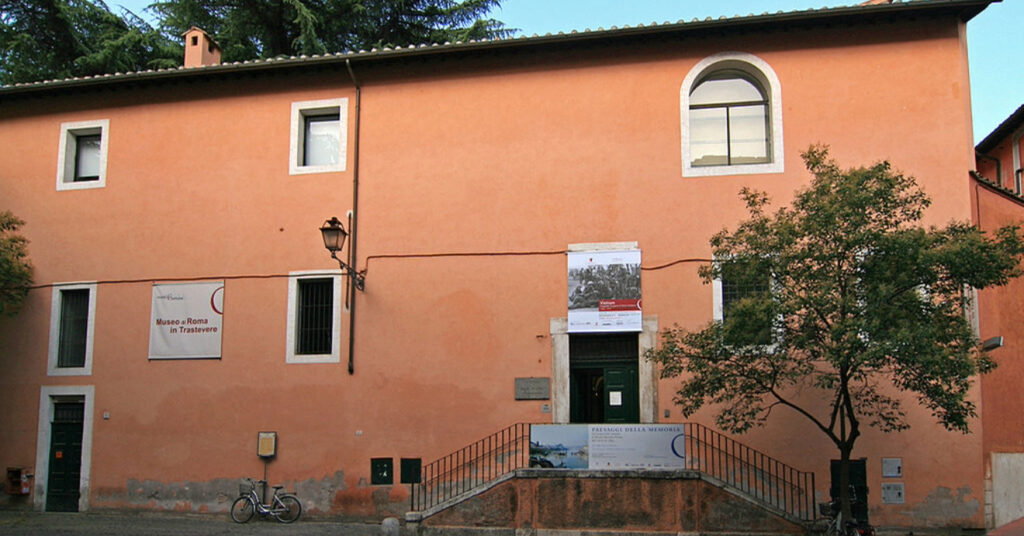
381,516,400,536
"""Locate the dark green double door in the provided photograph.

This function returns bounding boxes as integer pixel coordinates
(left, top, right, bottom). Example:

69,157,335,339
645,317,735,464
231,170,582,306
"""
569,333,639,423
46,401,84,512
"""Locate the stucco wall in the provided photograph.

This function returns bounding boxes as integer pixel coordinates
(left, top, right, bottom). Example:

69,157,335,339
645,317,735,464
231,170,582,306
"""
0,12,988,528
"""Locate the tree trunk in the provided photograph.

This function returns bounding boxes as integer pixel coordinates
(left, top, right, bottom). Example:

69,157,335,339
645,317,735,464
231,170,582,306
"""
838,443,853,524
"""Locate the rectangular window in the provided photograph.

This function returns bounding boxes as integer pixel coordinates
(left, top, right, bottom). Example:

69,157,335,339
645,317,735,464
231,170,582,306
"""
74,135,102,181
57,289,90,368
57,120,108,190
714,261,773,347
47,283,97,376
286,271,342,364
290,98,347,175
303,114,340,167
296,278,332,355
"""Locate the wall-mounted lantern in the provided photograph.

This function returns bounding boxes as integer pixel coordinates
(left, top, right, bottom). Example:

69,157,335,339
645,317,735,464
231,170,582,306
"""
320,217,365,291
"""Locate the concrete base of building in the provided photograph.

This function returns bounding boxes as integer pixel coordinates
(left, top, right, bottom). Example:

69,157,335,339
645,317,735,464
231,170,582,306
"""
408,469,806,535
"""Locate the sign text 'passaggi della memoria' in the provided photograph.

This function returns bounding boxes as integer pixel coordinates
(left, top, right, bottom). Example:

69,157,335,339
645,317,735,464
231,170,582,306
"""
529,424,685,470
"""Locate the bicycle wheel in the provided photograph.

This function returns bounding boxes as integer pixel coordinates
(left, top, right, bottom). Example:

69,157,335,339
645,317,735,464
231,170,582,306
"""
230,496,256,523
273,494,302,523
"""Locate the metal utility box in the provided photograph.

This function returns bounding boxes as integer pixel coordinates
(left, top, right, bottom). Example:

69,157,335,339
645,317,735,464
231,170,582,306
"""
6,467,31,495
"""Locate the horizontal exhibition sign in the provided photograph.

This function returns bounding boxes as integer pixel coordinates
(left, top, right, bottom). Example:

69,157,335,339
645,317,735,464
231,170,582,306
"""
149,282,224,359
530,424,685,470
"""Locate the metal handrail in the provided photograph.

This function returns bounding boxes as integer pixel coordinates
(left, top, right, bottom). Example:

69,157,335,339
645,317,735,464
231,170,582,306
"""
410,422,532,511
682,422,816,520
409,422,816,521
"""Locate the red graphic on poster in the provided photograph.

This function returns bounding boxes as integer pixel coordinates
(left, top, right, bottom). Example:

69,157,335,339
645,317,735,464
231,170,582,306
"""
599,299,641,311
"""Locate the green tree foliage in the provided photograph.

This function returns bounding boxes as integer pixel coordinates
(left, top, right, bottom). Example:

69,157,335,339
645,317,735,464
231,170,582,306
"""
647,145,1024,520
0,211,33,316
149,0,514,62
0,0,180,85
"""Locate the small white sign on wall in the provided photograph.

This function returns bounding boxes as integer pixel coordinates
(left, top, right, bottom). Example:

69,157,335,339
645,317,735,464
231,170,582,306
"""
882,457,903,478
881,482,905,504
609,391,622,406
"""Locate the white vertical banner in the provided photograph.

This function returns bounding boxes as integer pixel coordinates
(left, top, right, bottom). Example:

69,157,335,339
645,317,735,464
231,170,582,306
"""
149,282,224,359
567,250,642,332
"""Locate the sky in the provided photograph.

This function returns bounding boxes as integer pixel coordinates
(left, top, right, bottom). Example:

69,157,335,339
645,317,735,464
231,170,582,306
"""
113,0,1022,144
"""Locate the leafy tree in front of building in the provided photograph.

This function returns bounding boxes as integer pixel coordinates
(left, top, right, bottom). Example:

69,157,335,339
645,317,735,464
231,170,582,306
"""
0,211,33,316
149,0,514,62
0,0,179,85
647,145,1024,522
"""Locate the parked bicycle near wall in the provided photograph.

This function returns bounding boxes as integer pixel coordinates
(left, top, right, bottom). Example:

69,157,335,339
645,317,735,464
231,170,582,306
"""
820,487,874,536
231,477,302,524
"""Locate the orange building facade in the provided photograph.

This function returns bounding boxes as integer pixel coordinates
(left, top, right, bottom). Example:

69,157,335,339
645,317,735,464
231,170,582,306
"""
973,104,1024,529
0,0,1013,530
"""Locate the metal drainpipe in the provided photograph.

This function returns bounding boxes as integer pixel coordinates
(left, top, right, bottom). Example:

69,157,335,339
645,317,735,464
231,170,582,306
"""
345,58,361,375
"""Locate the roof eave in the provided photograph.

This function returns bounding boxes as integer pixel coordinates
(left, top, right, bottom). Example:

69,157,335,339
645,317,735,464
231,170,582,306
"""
0,0,996,98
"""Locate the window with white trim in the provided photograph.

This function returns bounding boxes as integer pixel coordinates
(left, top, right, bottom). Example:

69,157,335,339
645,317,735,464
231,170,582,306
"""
286,271,342,363
57,120,109,190
289,99,347,175
47,283,97,375
712,260,774,347
681,52,784,177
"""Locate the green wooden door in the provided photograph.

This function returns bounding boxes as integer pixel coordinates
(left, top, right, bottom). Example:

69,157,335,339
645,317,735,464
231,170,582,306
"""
603,365,639,423
46,402,84,512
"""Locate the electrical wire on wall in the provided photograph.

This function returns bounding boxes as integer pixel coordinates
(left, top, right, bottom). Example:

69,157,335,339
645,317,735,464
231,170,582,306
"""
21,252,712,291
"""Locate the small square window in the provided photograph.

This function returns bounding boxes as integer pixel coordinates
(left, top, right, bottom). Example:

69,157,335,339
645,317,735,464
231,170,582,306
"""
303,114,340,167
57,120,109,190
290,99,347,175
400,458,422,484
48,283,97,376
371,458,393,485
286,271,343,364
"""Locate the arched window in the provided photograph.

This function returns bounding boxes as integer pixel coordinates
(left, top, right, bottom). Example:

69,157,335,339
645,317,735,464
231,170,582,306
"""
681,53,784,177
689,71,769,167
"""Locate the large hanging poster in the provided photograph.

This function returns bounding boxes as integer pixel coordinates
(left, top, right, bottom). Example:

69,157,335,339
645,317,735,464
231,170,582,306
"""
568,249,641,332
529,424,686,470
149,282,224,359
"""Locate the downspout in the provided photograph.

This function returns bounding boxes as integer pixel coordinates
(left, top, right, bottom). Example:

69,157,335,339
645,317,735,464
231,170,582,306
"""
345,58,361,375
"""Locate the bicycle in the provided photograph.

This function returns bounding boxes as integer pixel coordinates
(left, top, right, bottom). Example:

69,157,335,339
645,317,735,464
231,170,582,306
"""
819,487,874,536
230,477,302,524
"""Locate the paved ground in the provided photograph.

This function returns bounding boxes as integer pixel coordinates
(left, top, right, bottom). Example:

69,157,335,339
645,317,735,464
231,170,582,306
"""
990,517,1024,536
0,510,385,536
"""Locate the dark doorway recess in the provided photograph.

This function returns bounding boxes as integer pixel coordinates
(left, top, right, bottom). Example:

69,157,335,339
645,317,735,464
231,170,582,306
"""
46,400,84,512
569,333,639,423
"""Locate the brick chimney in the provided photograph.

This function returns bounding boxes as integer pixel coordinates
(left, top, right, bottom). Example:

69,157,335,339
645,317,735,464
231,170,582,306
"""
182,27,222,68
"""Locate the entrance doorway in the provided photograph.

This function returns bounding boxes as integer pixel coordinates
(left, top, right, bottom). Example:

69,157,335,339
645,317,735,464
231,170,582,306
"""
569,333,639,423
46,400,85,512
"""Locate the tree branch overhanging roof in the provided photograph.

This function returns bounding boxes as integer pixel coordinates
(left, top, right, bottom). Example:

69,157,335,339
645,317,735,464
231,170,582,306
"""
0,0,995,97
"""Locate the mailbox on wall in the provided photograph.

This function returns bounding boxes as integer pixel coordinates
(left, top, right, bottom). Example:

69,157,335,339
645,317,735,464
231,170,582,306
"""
5,467,32,495
257,432,277,459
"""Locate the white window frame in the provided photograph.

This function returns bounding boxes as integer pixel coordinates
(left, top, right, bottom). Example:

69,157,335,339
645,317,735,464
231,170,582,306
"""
681,52,784,178
289,98,348,175
56,119,109,190
47,282,97,376
286,270,343,364
34,385,95,512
